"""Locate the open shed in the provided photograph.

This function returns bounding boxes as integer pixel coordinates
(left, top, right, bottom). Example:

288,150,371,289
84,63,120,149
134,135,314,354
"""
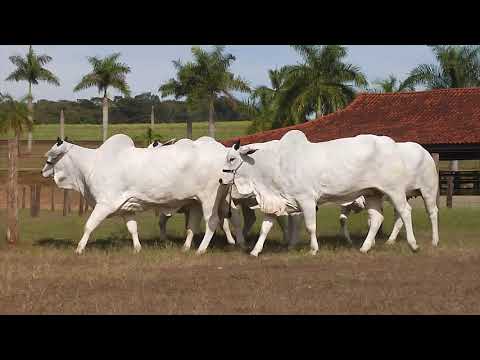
222,88,480,206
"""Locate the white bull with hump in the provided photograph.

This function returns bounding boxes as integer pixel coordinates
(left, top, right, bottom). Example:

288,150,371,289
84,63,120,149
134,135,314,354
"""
149,138,297,249
41,134,242,254
218,130,422,256
338,141,439,247
147,137,243,249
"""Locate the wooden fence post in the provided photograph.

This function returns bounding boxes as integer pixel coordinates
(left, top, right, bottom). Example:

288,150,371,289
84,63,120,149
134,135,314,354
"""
30,184,36,217
51,186,55,211
78,193,84,216
35,184,42,216
6,140,19,244
431,153,440,208
63,189,68,216
446,160,458,208
21,186,26,209
68,191,72,214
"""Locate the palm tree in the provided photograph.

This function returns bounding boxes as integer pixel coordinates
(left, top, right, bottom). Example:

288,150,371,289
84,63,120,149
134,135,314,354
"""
0,93,32,244
159,59,196,138
0,93,32,148
241,68,287,133
5,45,60,152
159,46,250,139
74,53,131,142
276,45,368,125
403,45,480,89
403,45,480,184
370,74,415,93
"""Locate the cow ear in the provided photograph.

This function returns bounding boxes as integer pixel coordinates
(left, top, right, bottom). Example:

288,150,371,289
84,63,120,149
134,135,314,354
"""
239,146,258,156
56,137,63,146
153,140,159,147
233,139,241,150
164,138,176,146
65,136,69,142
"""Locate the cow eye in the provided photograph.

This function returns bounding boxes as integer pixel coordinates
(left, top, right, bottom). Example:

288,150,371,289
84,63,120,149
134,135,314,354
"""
229,158,235,162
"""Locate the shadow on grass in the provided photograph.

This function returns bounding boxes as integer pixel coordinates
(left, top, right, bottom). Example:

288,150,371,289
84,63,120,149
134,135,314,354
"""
33,230,380,253
33,232,248,252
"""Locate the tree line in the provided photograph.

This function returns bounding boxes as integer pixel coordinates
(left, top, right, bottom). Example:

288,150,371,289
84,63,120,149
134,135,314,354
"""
32,94,249,125
2,45,480,148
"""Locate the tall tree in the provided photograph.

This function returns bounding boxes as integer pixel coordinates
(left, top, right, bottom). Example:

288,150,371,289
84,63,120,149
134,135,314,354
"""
5,45,60,152
370,74,415,93
403,45,480,197
403,45,480,89
276,45,368,125
0,94,32,244
159,46,250,139
241,68,287,133
74,53,131,142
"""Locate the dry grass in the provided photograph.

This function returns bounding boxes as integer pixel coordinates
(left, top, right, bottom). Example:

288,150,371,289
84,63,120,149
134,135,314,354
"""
0,201,479,314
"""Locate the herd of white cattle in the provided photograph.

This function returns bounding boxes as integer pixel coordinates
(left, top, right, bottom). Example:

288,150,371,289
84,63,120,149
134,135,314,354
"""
41,130,439,256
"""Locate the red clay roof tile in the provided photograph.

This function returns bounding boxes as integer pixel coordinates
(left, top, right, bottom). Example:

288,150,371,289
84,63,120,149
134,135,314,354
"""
221,88,480,147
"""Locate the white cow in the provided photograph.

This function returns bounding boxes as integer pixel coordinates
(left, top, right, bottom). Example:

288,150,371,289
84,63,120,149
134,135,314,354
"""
219,130,421,256
149,138,297,250
147,138,241,248
41,135,241,254
338,142,439,247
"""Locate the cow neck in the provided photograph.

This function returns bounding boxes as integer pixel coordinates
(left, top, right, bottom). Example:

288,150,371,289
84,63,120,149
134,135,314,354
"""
64,145,96,196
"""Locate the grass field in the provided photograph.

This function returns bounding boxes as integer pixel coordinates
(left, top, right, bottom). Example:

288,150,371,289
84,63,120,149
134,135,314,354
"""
1,201,479,314
0,121,251,142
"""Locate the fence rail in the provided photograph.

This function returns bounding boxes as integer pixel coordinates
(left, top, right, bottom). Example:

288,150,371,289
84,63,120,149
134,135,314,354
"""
439,170,480,196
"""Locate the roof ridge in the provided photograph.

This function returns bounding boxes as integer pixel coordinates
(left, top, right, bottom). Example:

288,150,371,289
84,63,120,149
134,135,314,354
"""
356,87,480,97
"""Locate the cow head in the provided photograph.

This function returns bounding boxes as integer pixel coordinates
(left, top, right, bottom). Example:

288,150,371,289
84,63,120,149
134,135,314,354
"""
42,137,75,188
219,139,259,196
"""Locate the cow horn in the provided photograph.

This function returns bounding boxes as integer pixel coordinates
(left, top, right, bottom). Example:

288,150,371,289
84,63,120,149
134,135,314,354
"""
234,139,241,150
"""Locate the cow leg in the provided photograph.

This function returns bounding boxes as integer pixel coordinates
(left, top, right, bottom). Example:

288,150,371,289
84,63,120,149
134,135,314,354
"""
222,219,236,245
386,208,403,245
183,204,202,251
339,206,353,245
158,213,171,242
287,214,301,250
75,204,112,254
299,200,319,255
250,214,275,257
386,191,419,252
228,206,246,248
124,216,141,253
242,205,256,239
359,197,384,253
421,189,439,247
276,216,290,244
196,199,220,255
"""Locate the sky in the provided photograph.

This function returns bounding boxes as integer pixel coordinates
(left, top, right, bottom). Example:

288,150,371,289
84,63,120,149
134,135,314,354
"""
0,45,436,101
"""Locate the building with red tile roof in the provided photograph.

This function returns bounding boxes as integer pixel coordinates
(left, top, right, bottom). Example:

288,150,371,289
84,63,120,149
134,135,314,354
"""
222,88,480,160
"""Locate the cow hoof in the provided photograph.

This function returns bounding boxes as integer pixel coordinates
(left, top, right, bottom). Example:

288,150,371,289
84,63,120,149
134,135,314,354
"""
385,239,396,245
250,251,259,257
309,249,318,256
196,249,206,256
133,246,141,253
75,248,84,255
410,244,420,253
359,246,370,254
181,246,191,253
